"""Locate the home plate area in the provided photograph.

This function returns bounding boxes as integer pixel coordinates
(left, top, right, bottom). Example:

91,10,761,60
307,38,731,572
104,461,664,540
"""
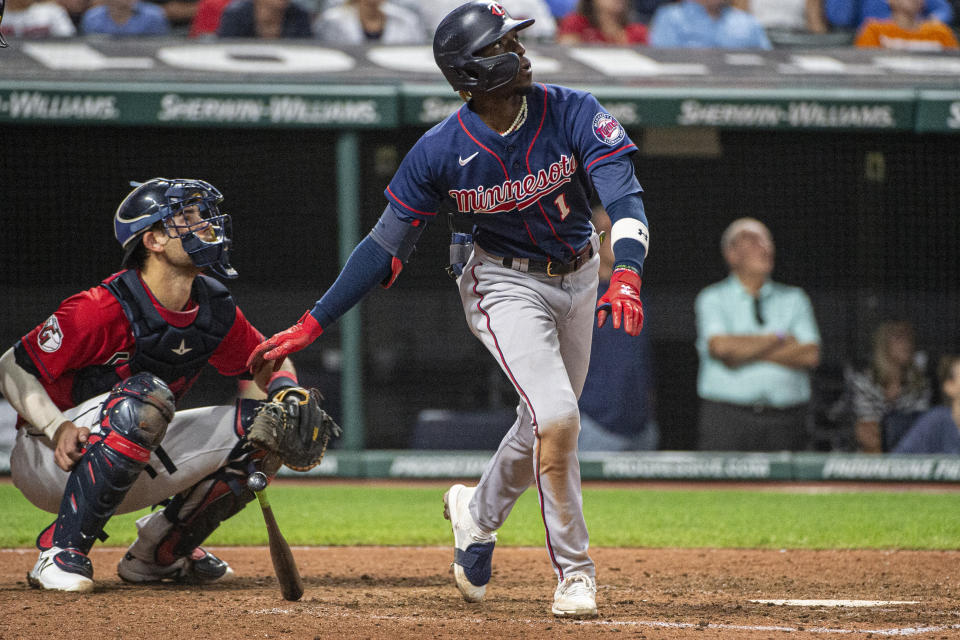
1,547,957,639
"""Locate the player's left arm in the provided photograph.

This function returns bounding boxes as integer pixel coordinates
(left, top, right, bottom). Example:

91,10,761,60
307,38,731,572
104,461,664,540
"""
567,91,647,335
589,157,649,337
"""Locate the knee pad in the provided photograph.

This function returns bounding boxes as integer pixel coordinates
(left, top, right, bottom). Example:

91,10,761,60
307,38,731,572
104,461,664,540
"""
100,372,175,448
40,374,175,555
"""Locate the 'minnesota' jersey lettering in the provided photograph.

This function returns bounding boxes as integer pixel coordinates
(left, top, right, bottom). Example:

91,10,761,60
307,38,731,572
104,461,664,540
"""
385,83,639,261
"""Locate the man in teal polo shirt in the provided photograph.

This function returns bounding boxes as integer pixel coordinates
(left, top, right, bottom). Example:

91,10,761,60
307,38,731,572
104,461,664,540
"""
695,218,820,451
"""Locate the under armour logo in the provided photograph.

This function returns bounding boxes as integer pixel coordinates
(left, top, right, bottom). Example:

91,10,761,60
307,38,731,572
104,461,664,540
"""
171,339,193,356
458,151,479,167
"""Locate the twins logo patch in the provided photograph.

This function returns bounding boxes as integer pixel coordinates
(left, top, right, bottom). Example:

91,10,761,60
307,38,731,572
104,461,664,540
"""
592,112,625,146
38,315,63,353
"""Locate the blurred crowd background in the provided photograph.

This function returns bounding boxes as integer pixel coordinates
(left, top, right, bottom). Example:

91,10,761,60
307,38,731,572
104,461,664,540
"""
1,0,958,50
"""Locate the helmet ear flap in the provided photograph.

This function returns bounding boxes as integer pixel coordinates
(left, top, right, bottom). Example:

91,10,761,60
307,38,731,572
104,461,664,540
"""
433,0,533,93
466,52,521,93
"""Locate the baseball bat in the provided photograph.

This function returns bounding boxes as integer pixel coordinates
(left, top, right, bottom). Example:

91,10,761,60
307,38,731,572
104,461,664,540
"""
247,472,304,601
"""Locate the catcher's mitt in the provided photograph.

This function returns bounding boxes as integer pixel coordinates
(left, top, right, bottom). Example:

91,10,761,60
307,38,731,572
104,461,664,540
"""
247,387,342,471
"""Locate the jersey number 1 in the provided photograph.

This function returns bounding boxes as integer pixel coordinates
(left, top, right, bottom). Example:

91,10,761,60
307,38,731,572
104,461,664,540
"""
554,194,571,221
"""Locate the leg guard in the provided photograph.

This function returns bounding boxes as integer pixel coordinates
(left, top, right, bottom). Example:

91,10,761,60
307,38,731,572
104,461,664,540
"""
125,430,270,568
39,373,174,555
155,466,256,564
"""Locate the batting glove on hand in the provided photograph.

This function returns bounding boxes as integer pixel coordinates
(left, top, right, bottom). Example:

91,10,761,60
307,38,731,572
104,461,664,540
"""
246,311,324,372
596,269,644,336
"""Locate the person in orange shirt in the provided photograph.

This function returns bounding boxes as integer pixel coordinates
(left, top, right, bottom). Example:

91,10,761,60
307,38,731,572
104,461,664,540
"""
855,0,958,49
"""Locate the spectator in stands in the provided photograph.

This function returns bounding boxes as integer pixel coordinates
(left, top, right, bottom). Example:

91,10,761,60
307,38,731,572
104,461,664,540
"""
633,0,672,23
81,0,171,35
189,0,231,35
648,0,772,48
847,320,931,453
1,0,76,37
557,0,649,44
216,0,312,37
854,0,958,48
695,218,821,452
546,0,578,18
56,0,91,29
731,0,828,33
894,355,960,454
315,0,426,43
578,207,658,452
419,0,557,41
825,0,952,31
151,0,200,32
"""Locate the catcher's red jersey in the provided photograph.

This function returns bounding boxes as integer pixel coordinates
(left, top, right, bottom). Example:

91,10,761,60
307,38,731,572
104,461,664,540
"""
19,276,263,412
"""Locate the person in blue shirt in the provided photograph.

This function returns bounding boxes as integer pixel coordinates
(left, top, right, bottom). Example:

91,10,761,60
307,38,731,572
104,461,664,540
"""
216,0,312,37
894,355,960,455
825,0,952,31
649,0,772,48
81,0,170,35
695,218,820,451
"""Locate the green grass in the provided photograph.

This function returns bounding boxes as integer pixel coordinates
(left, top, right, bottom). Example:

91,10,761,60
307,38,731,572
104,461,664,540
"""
2,484,959,549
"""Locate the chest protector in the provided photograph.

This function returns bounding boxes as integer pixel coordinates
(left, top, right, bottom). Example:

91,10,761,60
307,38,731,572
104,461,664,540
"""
71,270,236,404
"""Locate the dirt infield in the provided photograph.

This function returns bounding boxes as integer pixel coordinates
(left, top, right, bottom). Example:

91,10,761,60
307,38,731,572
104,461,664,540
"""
2,545,958,639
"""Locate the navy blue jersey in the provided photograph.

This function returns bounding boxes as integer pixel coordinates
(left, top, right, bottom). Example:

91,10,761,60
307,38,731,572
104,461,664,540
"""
385,83,639,261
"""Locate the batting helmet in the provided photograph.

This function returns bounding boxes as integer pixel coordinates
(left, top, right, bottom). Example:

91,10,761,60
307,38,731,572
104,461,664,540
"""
433,1,534,93
114,178,237,279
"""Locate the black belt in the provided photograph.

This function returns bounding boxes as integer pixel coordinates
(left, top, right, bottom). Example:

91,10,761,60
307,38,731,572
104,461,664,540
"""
497,242,595,277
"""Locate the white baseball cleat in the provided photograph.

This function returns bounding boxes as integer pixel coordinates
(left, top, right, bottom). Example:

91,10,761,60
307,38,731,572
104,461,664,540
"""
27,547,95,593
443,483,497,603
552,572,598,618
118,547,235,584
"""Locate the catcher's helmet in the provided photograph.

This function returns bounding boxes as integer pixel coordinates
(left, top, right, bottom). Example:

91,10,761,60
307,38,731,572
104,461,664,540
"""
433,1,534,93
114,178,237,279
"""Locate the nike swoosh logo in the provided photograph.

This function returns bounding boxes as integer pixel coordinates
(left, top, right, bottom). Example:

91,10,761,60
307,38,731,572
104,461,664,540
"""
458,152,479,167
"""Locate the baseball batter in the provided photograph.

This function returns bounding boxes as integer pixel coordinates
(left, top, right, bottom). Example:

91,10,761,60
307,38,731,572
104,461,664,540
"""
0,178,305,592
247,0,649,618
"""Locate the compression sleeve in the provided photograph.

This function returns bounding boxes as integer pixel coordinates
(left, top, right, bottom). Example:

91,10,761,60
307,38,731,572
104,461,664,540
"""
368,204,427,263
308,235,393,329
0,347,69,440
589,154,643,208
604,193,649,276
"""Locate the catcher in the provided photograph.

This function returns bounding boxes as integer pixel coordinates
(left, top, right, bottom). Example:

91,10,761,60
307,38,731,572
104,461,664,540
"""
0,177,339,593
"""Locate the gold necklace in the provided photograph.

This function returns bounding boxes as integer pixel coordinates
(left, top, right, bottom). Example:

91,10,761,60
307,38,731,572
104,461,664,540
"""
500,96,527,136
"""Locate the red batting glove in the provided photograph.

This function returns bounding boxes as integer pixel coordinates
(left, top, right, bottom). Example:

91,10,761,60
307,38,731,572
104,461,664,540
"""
246,311,324,372
596,269,644,336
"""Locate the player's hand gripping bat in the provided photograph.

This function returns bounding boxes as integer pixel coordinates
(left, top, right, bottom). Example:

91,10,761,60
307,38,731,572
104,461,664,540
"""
247,471,304,601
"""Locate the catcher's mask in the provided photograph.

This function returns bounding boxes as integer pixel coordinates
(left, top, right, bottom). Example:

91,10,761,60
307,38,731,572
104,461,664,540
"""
115,177,237,279
433,0,534,93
